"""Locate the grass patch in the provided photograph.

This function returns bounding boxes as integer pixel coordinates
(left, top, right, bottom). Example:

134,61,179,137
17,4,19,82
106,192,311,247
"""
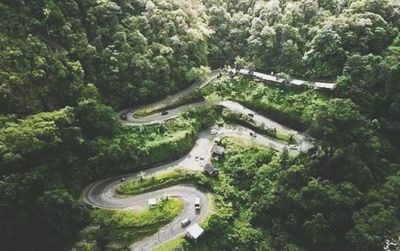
134,107,154,117
116,169,211,196
221,109,296,144
210,79,328,130
93,198,183,227
154,236,186,251
75,198,184,250
146,130,192,147
133,90,203,118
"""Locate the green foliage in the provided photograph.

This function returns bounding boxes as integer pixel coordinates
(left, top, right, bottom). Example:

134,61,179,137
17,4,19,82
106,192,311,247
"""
186,66,211,83
0,107,80,172
0,100,207,250
37,189,89,249
207,0,399,80
75,198,183,249
0,0,211,113
213,79,327,130
93,198,183,228
75,99,120,139
303,28,347,78
0,172,89,251
307,99,387,189
222,109,296,143
134,90,204,118
154,237,186,251
0,30,84,115
1,1,400,251
337,33,400,150
87,108,214,177
117,169,210,196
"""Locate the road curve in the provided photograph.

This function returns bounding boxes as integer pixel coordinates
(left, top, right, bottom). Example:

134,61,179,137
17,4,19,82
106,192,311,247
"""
121,70,221,121
83,122,306,250
84,179,209,251
83,122,309,247
84,70,317,250
218,100,314,152
121,98,314,153
123,101,206,126
119,70,314,152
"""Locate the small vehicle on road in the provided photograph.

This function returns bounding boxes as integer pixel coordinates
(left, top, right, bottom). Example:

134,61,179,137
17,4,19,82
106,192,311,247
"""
181,218,191,227
249,131,257,137
289,144,299,150
195,197,201,210
248,113,255,117
211,129,217,135
199,160,205,167
120,177,125,182
161,111,169,115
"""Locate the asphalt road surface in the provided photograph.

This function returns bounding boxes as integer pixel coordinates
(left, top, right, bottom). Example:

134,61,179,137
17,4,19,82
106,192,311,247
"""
83,124,309,250
123,101,206,126
121,70,221,119
84,181,208,251
122,98,314,153
218,100,314,152
83,70,317,250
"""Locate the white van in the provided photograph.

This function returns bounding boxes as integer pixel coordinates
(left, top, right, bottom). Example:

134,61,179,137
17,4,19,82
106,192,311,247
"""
195,197,201,210
181,218,191,227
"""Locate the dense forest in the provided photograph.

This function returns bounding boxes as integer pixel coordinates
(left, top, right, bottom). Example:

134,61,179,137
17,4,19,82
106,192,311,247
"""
0,0,400,251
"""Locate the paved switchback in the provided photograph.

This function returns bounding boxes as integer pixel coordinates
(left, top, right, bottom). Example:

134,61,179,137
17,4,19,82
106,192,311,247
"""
83,70,317,250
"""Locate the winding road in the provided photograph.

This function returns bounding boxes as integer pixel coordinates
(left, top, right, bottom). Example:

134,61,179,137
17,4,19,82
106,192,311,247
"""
84,180,209,250
83,70,316,250
123,101,206,126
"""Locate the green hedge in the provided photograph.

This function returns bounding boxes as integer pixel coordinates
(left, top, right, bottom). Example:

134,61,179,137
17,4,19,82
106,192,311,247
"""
74,198,184,249
144,130,196,165
221,109,296,144
117,169,211,196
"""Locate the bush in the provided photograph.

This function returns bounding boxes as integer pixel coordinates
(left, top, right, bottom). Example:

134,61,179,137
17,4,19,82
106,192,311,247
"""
117,169,211,196
221,109,296,143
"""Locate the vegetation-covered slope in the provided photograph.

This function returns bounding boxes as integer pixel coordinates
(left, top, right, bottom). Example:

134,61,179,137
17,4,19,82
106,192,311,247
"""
0,0,400,251
0,0,210,115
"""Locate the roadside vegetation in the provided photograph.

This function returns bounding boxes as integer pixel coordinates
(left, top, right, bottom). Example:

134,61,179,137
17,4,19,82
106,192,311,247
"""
74,198,183,250
156,135,400,251
88,105,219,180
1,0,400,251
154,237,186,251
221,109,297,144
133,90,204,118
207,78,328,131
155,137,279,250
116,169,210,196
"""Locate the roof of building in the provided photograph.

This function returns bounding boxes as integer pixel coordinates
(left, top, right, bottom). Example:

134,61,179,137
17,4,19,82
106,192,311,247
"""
148,198,157,206
204,163,216,174
212,145,225,155
290,79,307,86
186,223,204,240
314,82,336,90
230,67,336,90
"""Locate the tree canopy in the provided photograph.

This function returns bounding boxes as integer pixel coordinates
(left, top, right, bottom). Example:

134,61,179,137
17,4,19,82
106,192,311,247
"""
1,0,400,251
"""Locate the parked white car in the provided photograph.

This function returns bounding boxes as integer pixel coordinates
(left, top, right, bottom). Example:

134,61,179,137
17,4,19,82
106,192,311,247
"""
181,218,191,227
195,197,201,210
